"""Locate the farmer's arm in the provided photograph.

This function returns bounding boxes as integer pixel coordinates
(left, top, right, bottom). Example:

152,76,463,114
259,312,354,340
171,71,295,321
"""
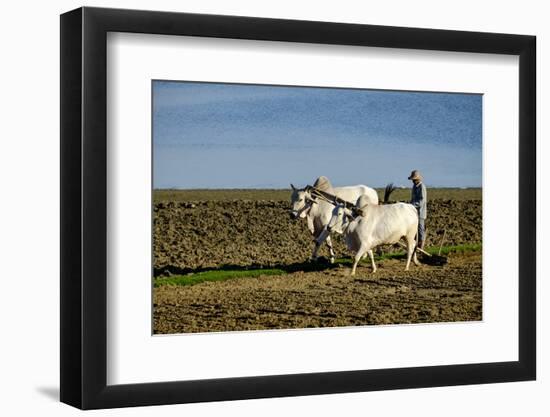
419,183,427,218
421,183,427,203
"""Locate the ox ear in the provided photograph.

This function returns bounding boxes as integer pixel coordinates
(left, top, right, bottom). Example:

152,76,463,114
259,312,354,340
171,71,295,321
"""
290,183,296,190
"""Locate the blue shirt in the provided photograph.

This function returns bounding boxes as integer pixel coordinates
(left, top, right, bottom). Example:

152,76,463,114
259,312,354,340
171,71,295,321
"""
410,182,427,219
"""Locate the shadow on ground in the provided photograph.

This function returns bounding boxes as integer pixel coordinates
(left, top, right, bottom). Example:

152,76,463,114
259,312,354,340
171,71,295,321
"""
154,256,342,277
36,386,59,401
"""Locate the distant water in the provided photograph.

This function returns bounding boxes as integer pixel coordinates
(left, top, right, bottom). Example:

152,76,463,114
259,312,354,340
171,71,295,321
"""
153,81,482,189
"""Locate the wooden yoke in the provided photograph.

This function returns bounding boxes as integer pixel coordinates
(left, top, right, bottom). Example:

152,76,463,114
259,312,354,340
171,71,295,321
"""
305,185,360,215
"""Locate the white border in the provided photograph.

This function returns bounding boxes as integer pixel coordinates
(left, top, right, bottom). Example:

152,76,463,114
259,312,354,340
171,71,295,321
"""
107,33,518,385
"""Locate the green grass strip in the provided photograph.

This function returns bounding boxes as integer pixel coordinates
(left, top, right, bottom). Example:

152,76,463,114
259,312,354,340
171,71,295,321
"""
154,268,287,288
154,243,481,287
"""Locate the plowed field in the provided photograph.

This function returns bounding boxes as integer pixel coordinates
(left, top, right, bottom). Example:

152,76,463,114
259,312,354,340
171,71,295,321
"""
153,189,482,334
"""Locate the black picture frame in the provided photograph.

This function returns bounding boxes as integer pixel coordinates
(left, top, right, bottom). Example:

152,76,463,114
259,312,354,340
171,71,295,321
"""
60,6,536,410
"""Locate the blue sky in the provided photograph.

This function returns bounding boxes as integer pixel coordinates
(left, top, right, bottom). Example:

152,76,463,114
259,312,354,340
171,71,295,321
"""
153,81,482,188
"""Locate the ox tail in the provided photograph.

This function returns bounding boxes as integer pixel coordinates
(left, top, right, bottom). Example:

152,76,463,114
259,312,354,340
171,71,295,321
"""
383,183,397,204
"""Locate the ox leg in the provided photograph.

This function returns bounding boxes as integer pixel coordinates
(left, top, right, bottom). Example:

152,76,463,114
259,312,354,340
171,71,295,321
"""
351,256,360,276
361,250,376,272
367,250,377,273
405,236,416,271
326,235,336,264
408,231,420,266
311,241,321,261
413,249,420,266
351,247,368,276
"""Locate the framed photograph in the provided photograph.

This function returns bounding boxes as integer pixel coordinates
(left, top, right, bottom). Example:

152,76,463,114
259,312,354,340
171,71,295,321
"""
60,6,536,409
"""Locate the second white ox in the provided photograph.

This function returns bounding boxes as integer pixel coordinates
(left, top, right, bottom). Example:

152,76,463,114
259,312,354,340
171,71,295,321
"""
290,176,378,263
318,200,420,275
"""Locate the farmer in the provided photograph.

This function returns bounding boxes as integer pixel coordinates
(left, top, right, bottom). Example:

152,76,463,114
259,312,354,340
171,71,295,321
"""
408,169,428,249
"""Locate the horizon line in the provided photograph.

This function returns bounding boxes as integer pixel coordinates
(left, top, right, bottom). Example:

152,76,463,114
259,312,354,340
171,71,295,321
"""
154,186,483,190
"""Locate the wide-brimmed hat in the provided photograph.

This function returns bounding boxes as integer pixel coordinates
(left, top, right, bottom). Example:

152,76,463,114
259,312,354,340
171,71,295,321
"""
408,170,422,181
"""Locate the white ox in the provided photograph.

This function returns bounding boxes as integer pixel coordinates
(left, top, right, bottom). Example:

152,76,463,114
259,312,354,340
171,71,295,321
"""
290,177,379,263
319,201,419,275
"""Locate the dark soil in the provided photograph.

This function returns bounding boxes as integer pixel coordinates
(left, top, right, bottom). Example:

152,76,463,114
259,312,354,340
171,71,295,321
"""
153,199,481,274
